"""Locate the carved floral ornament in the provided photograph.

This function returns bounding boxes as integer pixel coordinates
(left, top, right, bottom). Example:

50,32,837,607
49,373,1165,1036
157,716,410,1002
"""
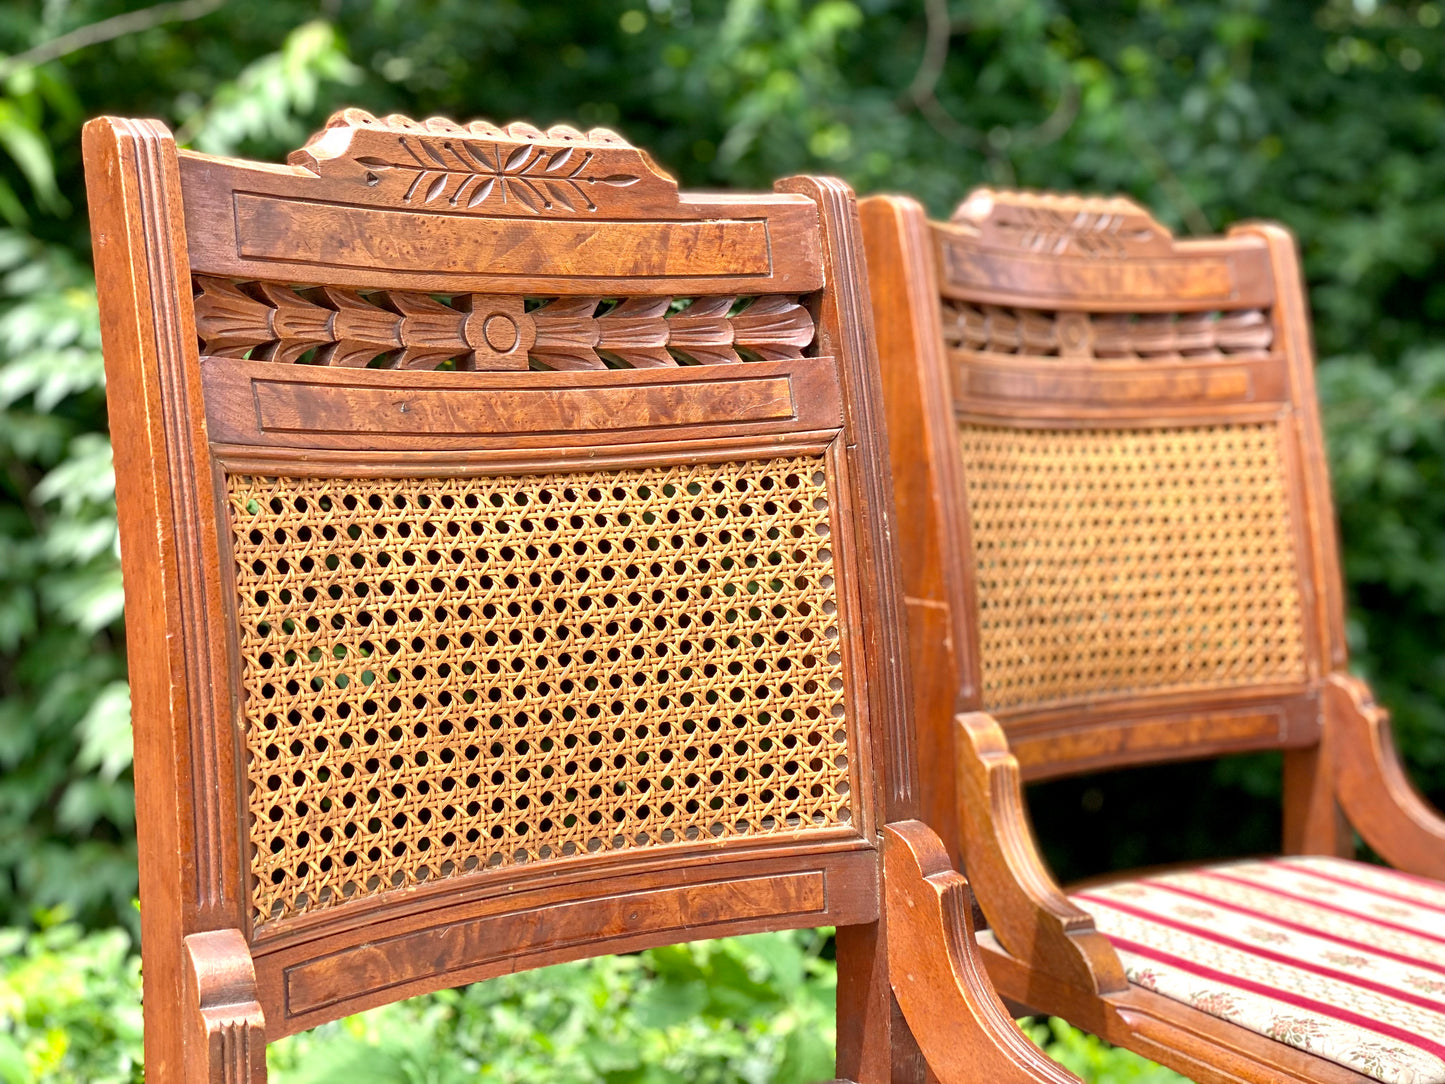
952,187,1175,261
192,277,816,371
288,108,680,216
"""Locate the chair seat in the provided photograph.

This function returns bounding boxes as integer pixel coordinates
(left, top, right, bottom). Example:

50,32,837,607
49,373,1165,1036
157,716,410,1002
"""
1072,857,1445,1084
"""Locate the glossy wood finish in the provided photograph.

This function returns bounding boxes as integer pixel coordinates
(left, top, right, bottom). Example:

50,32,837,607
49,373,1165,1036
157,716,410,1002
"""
85,110,1075,1084
861,188,1445,1084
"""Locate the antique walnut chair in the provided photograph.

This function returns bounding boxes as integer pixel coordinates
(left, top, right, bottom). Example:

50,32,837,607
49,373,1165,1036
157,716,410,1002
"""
860,188,1445,1084
81,110,1080,1084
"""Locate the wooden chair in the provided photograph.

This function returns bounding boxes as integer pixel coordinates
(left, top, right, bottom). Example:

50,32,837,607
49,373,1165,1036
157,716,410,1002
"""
81,110,1079,1084
860,187,1445,1084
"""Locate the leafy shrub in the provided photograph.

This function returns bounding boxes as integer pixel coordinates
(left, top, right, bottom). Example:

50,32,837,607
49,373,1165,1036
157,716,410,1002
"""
6,0,1445,928
1,921,1188,1084
0,916,141,1084
0,228,131,933
271,929,835,1084
1319,348,1445,790
1021,1018,1189,1084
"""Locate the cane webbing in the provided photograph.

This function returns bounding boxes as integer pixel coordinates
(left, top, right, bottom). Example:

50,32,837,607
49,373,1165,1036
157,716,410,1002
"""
958,423,1308,712
227,456,852,924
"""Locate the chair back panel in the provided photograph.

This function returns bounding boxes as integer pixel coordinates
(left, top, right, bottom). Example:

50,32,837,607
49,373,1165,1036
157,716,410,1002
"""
86,111,910,1045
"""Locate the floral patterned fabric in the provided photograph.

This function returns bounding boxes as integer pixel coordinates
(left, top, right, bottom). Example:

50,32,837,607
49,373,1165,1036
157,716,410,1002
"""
1070,857,1445,1084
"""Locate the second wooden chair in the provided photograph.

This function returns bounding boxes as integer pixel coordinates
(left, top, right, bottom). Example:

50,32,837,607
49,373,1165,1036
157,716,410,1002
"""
862,187,1445,1084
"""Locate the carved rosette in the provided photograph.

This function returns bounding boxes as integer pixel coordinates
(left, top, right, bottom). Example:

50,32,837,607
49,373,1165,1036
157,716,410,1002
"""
194,277,815,371
287,108,679,216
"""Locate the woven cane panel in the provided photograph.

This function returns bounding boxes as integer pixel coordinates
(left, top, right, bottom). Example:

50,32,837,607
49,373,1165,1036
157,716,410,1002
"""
226,457,852,925
959,423,1308,712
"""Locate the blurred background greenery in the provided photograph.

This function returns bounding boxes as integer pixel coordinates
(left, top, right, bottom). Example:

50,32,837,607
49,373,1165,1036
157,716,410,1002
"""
0,0,1442,1080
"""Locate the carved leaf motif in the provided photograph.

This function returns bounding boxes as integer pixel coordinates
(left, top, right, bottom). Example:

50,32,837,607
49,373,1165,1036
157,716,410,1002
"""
193,278,272,358
414,139,449,168
531,297,605,370
503,144,534,172
731,296,814,361
303,115,658,216
545,181,575,212
954,187,1174,261
668,297,738,365
597,298,672,368
509,179,542,212
467,177,496,208
460,140,493,168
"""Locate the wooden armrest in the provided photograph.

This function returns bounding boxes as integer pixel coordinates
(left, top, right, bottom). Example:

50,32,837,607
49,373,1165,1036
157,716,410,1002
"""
954,712,1127,995
885,821,1083,1083
1329,672,1445,879
184,928,267,1084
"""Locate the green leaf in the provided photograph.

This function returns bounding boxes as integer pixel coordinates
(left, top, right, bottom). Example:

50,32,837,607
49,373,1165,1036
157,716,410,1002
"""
0,101,61,215
0,1035,27,1084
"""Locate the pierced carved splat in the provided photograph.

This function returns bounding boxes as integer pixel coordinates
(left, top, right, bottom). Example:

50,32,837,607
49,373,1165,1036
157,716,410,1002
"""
193,277,816,371
288,108,679,216
940,300,1274,361
193,278,534,370
952,187,1174,261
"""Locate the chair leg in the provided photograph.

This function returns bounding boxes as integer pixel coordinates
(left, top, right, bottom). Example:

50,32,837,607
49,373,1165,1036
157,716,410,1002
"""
836,920,927,1084
1282,743,1351,858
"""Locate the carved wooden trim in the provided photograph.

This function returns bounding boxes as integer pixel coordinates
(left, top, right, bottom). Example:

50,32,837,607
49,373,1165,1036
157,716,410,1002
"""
954,712,1127,995
941,300,1274,360
883,821,1083,1083
193,278,815,371
1329,672,1445,879
288,108,679,216
184,929,266,1084
951,187,1174,260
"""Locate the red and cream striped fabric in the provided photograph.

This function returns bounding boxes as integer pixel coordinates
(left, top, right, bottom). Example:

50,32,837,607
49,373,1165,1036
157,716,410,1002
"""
1073,857,1445,1084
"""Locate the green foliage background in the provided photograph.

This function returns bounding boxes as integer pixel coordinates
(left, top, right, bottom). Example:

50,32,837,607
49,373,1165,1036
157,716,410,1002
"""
0,0,1441,1080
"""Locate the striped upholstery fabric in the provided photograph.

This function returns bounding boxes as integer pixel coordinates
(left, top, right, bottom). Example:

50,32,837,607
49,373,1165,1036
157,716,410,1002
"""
1073,857,1445,1084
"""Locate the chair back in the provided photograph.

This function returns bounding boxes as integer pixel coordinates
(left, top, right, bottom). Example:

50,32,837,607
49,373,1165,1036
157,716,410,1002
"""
862,189,1345,846
84,110,917,1080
